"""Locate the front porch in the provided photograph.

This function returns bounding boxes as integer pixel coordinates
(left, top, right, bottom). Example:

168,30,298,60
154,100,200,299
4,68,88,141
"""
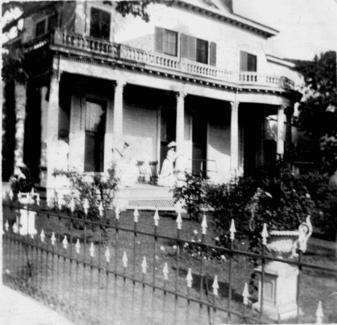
17,62,290,209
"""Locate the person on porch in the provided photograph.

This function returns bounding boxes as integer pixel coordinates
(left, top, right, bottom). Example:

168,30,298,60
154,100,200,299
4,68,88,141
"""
158,141,177,187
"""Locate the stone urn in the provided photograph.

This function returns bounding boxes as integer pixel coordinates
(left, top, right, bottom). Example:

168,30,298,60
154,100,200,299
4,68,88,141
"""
253,217,313,320
267,230,300,259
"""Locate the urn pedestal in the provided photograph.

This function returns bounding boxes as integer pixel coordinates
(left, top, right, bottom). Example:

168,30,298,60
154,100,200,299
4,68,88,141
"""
16,193,38,236
253,261,299,320
253,230,301,320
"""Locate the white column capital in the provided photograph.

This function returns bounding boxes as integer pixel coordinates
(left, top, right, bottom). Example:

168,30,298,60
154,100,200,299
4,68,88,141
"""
176,91,187,100
115,79,127,90
230,100,239,110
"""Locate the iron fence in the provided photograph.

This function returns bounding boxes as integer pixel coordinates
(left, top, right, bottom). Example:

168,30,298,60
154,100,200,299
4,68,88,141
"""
2,198,337,325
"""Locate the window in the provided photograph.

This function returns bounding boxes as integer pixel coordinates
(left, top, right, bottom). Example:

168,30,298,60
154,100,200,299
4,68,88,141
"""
47,13,58,32
84,99,106,172
35,19,46,37
155,27,178,56
180,34,217,65
196,39,208,64
90,7,111,40
240,51,257,72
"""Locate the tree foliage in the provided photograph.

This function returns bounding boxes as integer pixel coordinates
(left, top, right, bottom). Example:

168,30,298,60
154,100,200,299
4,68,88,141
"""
296,51,337,174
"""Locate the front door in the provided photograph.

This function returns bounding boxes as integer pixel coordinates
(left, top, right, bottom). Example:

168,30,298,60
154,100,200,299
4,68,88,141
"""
160,108,176,169
192,111,207,177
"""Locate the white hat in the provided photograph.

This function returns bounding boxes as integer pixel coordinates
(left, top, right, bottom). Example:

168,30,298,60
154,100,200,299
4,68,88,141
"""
168,141,176,148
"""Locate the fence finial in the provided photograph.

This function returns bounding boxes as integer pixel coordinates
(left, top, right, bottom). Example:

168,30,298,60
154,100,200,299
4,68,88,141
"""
98,201,104,217
13,222,18,234
36,194,40,206
163,262,169,280
4,221,9,232
186,268,193,288
261,223,269,245
212,275,219,296
40,229,45,243
58,196,64,210
62,235,68,249
75,239,81,254
230,219,236,241
122,251,128,268
316,300,324,324
89,242,95,258
133,209,139,223
176,211,182,230
243,282,250,305
115,206,120,220
51,232,56,246
70,198,76,213
83,198,89,215
9,190,14,201
141,256,148,274
201,214,207,235
153,210,160,226
105,247,110,263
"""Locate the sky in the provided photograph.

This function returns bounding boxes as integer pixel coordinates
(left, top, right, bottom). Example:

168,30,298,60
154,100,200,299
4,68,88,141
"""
234,0,337,60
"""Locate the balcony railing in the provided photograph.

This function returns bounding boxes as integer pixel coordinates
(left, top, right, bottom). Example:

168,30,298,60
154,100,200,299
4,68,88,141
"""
50,29,295,90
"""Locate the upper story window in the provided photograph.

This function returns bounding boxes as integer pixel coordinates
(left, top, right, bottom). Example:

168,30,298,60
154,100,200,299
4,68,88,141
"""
240,51,257,72
90,7,111,41
35,19,47,37
181,34,216,66
35,13,58,37
155,27,178,56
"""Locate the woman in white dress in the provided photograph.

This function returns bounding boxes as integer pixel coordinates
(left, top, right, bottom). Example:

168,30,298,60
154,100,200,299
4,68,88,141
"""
158,142,177,187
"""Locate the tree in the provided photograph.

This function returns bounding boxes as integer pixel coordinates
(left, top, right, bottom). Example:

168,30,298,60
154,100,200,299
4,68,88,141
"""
295,51,337,175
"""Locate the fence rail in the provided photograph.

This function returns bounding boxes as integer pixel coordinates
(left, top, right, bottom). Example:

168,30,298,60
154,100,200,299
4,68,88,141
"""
2,199,336,325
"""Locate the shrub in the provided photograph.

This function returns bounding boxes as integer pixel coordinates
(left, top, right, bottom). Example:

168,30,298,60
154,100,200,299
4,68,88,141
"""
53,168,118,229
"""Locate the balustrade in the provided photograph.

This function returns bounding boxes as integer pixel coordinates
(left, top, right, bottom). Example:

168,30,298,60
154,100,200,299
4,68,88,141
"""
51,29,294,90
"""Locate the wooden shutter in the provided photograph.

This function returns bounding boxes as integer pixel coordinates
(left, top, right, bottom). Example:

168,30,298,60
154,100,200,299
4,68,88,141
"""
101,10,111,40
210,42,217,66
155,27,164,53
240,51,248,71
181,34,196,61
90,8,100,38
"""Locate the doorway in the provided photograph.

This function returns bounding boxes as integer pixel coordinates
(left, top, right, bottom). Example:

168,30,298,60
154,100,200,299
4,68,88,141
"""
192,111,207,177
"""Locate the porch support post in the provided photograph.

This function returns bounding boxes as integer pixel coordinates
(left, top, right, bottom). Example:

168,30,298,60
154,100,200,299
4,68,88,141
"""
176,91,186,180
46,71,60,202
230,100,239,176
112,80,126,146
14,81,27,169
277,105,285,159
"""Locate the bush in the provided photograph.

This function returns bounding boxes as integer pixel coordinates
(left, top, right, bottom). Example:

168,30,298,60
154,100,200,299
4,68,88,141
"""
53,168,118,228
174,163,317,251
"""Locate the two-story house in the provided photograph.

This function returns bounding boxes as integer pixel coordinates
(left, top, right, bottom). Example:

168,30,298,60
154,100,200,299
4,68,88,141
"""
3,0,302,206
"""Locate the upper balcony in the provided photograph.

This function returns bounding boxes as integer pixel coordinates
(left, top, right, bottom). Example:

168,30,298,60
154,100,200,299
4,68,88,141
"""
24,29,296,92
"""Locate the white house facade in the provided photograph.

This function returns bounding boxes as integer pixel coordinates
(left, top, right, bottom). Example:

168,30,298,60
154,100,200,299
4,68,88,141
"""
3,0,302,205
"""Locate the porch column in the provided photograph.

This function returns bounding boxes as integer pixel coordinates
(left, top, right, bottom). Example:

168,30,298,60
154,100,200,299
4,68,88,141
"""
112,80,126,145
277,105,285,158
230,101,239,176
46,71,60,201
176,91,186,179
14,81,27,169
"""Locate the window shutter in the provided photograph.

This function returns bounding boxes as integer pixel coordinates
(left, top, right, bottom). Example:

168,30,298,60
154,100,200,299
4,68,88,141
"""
210,42,216,66
248,53,257,72
240,51,248,71
181,34,196,61
101,10,111,40
155,27,164,53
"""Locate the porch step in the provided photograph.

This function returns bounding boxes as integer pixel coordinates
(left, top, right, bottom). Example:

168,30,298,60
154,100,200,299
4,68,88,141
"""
127,198,176,211
117,184,176,211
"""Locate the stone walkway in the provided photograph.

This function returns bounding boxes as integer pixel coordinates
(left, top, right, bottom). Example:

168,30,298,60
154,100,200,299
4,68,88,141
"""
0,285,74,325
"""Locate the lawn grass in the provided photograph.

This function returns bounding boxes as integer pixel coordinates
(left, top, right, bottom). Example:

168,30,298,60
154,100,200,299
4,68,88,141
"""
3,204,337,324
